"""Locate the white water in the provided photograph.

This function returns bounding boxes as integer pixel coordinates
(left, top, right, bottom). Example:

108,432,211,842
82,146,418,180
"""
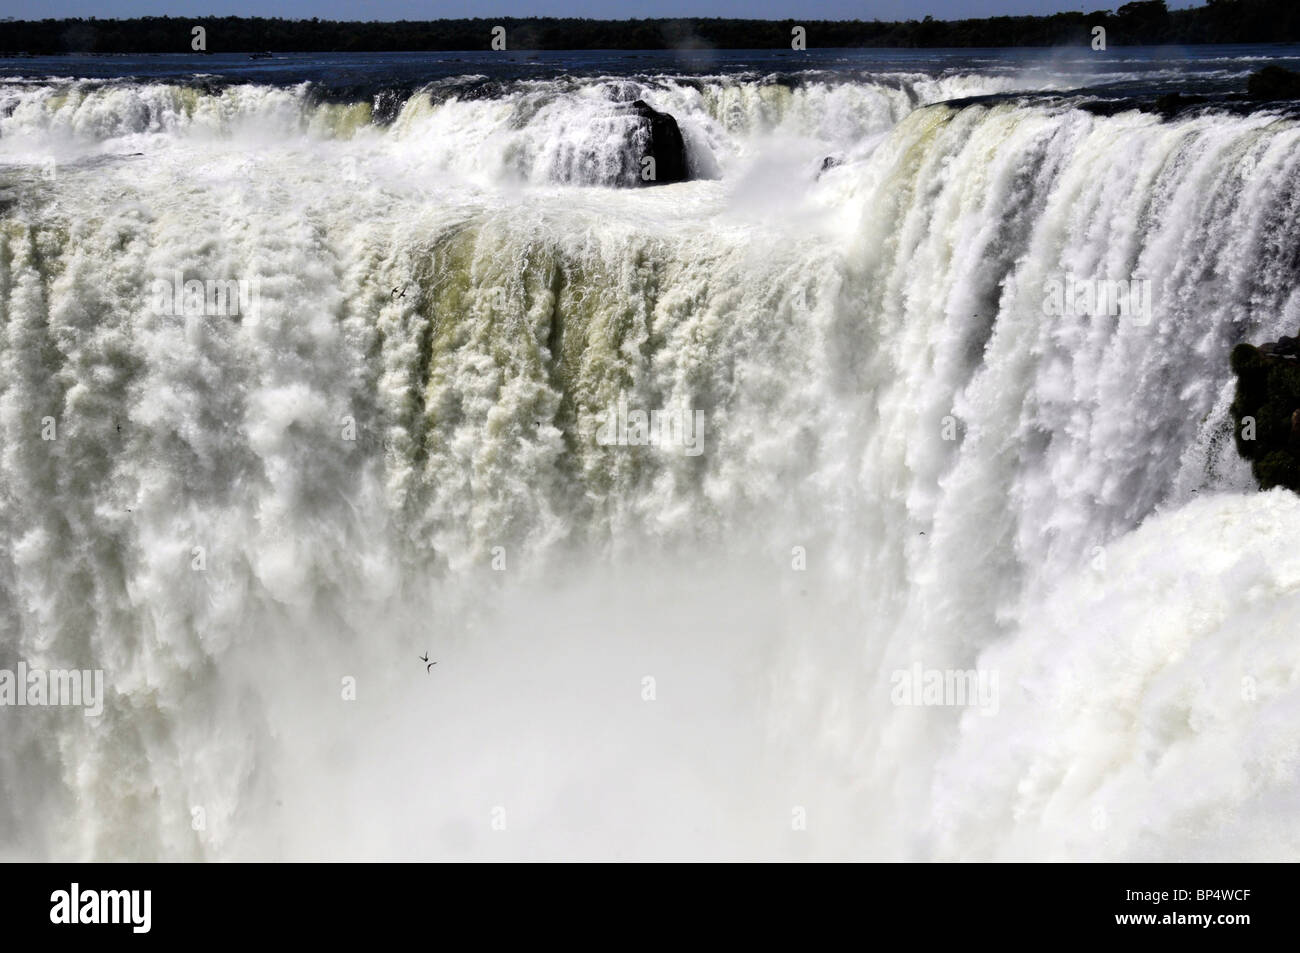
2,73,1300,860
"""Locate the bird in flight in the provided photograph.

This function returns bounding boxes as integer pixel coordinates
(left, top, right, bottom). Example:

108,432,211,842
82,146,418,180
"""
419,652,436,673
391,286,407,300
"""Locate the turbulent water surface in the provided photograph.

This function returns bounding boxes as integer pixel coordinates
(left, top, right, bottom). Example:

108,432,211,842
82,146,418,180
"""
3,46,1300,861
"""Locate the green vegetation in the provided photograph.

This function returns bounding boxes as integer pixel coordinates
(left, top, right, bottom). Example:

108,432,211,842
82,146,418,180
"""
3,2,1300,54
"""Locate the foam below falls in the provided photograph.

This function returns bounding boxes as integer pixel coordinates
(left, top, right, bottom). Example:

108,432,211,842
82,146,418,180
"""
54,492,1300,862
2,73,1300,860
933,490,1300,861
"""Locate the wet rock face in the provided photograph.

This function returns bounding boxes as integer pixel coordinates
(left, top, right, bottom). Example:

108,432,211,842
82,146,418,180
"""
1248,66,1300,100
620,99,688,186
1155,92,1208,117
1257,335,1300,357
818,155,844,177
1230,338,1300,491
541,98,691,187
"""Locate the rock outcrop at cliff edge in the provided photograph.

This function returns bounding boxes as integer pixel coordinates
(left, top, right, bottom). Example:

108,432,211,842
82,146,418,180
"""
1231,336,1300,491
1248,66,1300,100
621,100,688,186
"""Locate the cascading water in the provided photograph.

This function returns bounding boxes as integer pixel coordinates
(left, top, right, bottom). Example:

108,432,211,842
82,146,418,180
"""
2,55,1300,861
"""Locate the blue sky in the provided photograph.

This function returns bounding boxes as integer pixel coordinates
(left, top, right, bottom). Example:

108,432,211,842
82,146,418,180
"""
0,1,1204,21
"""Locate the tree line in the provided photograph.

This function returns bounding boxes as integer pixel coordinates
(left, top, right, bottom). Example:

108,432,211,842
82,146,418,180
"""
2,2,1298,55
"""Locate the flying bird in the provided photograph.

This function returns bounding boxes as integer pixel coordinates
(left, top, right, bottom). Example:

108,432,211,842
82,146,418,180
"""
419,652,436,673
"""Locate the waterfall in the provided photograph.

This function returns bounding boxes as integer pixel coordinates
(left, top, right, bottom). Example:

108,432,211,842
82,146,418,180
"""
2,68,1299,860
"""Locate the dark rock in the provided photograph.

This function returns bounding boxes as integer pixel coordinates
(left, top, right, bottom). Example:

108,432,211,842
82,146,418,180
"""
818,155,843,177
619,99,688,186
1248,66,1300,100
1155,93,1207,117
1230,339,1300,491
1258,334,1300,357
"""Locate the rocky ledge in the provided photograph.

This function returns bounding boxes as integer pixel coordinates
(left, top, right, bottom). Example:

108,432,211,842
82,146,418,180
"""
1230,335,1300,491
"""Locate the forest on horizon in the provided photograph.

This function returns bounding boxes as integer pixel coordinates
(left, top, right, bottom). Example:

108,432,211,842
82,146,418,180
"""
3,1,1300,54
